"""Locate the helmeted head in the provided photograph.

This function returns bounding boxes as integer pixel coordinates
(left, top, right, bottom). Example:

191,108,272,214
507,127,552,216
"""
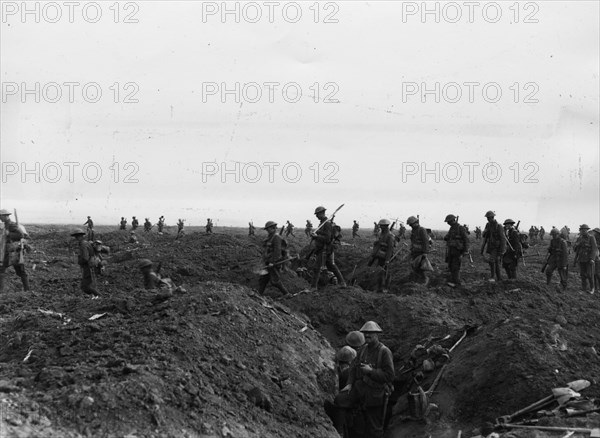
314,206,326,219
345,330,365,348
87,216,91,219
138,259,152,269
550,228,560,236
378,218,391,228
580,224,590,231
360,321,383,346
484,210,495,218
263,221,277,231
444,214,456,224
503,219,515,226
407,216,419,227
70,228,86,237
336,346,357,364
592,227,600,237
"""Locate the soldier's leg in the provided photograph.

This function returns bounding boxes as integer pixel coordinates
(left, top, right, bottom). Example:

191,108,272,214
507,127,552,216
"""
558,267,568,290
546,261,556,285
376,259,385,292
326,252,347,287
449,254,461,285
494,255,503,281
257,273,270,295
269,267,289,295
0,264,6,292
311,252,325,289
81,267,98,296
364,404,385,438
14,264,30,291
579,262,589,291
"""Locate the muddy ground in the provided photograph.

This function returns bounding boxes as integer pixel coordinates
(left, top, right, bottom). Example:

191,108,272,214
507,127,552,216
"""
1,224,599,438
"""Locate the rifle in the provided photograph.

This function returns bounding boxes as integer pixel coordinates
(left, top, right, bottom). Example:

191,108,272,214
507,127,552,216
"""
14,209,25,264
279,225,285,236
541,253,552,273
306,204,345,259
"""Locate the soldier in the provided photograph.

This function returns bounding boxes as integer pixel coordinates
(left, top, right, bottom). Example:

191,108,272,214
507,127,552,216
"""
545,228,568,290
131,216,139,230
591,228,600,292
119,217,127,230
157,216,165,233
71,228,99,298
474,226,482,241
368,219,395,293
326,343,360,436
481,211,506,282
463,224,470,235
342,321,394,438
305,220,313,237
248,221,256,237
285,221,295,237
128,231,138,244
258,221,289,296
144,218,152,232
352,220,360,239
573,224,598,293
310,206,347,290
138,259,180,292
0,209,31,292
373,222,380,238
528,226,536,243
176,219,185,239
91,240,110,276
397,223,406,240
407,216,431,285
561,225,571,242
443,214,469,288
206,218,213,234
83,216,94,241
502,219,523,280
539,226,546,241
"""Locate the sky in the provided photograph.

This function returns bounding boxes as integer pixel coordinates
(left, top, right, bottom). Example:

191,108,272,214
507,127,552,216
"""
1,1,599,230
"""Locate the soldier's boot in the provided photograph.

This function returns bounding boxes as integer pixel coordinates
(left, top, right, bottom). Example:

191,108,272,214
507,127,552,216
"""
488,263,496,281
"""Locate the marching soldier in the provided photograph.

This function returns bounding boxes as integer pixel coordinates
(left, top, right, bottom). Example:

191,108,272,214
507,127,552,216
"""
83,216,94,241
397,223,406,240
474,226,482,241
119,217,127,230
144,218,152,232
310,206,347,290
545,228,568,290
206,218,213,234
502,219,523,280
0,209,31,292
539,226,545,241
352,220,360,239
373,222,380,238
305,220,313,237
157,216,165,233
407,216,431,285
248,221,256,237
131,216,139,230
258,221,289,296
369,219,395,293
71,228,99,298
285,221,295,237
342,321,394,438
176,219,185,239
591,228,600,293
573,224,598,293
481,211,506,282
443,214,469,287
561,225,571,242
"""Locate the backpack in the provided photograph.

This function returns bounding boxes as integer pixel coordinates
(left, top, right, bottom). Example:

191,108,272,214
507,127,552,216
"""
519,233,530,249
332,223,342,243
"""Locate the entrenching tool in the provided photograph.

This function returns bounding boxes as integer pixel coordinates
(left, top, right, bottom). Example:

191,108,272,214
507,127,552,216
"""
495,380,590,425
255,255,300,274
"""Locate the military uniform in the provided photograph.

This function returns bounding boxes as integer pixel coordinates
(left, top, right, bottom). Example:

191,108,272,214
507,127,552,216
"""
502,222,522,279
561,226,570,242
444,217,469,286
258,223,289,296
592,228,600,292
305,221,313,237
573,225,598,292
119,218,127,230
206,219,213,234
352,221,360,239
131,217,139,230
370,221,395,292
248,222,255,236
409,218,430,284
144,219,152,232
176,220,185,239
83,216,94,241
482,214,506,281
311,215,346,289
474,227,482,240
539,226,545,240
285,221,295,237
157,216,165,233
72,230,99,297
546,231,568,289
0,213,30,292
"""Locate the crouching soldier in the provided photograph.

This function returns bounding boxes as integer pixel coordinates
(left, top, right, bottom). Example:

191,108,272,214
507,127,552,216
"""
342,321,394,438
545,228,568,290
0,209,31,292
138,259,183,293
91,240,110,276
258,221,289,296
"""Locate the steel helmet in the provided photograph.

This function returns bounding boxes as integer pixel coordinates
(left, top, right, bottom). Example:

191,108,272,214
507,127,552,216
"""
138,259,152,268
579,224,590,230
360,321,383,333
0,209,11,216
592,228,600,235
503,219,515,225
407,216,418,226
93,240,103,245
346,331,365,348
70,228,86,236
444,214,456,223
314,206,326,214
263,221,277,230
550,228,560,235
484,211,495,218
378,218,391,226
335,346,357,364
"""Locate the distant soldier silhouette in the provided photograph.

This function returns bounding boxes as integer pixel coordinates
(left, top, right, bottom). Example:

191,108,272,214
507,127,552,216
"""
474,226,482,240
176,219,185,240
157,216,165,233
591,228,600,293
144,218,152,232
481,211,506,282
408,215,431,285
119,217,127,230
249,221,256,237
71,228,99,299
397,223,406,239
83,216,94,241
352,220,360,239
128,231,138,244
131,216,139,230
285,221,295,237
545,228,568,290
561,225,571,242
539,226,546,241
305,220,313,237
205,218,213,234
373,222,380,238
369,219,395,292
444,214,469,287
502,219,523,280
573,224,598,293
463,224,470,235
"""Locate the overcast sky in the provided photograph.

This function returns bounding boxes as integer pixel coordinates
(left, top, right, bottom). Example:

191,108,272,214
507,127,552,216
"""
1,1,598,230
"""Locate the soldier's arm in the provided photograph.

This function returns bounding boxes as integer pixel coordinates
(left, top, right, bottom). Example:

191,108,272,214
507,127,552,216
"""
421,228,430,253
560,240,569,267
270,236,282,264
314,222,332,244
591,236,599,259
368,347,395,384
385,235,394,261
461,227,469,252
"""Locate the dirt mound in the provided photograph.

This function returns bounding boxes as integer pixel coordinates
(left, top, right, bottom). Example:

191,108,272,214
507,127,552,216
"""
2,227,600,437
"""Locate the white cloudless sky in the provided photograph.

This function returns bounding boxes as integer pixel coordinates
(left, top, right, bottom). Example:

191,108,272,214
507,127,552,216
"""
1,1,598,230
